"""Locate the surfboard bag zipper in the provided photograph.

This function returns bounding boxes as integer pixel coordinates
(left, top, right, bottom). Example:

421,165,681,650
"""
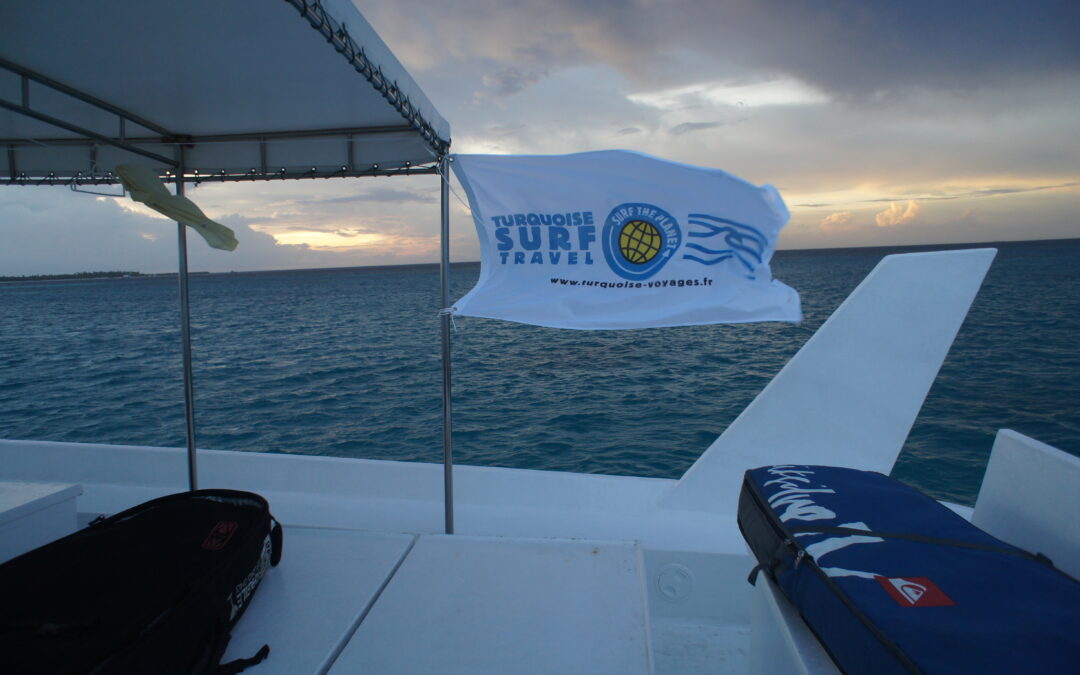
737,465,1080,674
0,489,283,674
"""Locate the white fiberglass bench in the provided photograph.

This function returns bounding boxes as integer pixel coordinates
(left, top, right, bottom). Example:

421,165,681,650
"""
0,481,82,564
225,530,653,674
332,534,653,674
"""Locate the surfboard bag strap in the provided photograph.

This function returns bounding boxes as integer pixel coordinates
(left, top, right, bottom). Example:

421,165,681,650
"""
0,489,283,675
737,465,1080,674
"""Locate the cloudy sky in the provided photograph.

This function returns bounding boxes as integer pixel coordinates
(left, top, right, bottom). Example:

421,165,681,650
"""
3,0,1078,275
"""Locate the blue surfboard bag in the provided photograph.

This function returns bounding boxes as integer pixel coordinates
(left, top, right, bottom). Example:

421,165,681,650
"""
737,465,1080,674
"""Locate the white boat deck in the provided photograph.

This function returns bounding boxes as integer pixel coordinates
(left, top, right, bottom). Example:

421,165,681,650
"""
223,527,413,674
224,528,653,674
7,0,1074,668
334,534,651,673
5,426,1078,674
9,249,1075,673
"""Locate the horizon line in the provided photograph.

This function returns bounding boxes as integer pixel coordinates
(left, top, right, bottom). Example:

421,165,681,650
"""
4,235,1076,280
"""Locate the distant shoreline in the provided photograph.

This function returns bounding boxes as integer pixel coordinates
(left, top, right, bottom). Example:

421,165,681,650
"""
0,271,144,283
0,271,206,283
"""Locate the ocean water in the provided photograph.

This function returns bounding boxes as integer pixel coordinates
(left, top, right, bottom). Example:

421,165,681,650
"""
2,239,1077,505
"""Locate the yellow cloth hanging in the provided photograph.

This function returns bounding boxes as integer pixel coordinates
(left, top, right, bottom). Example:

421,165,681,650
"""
115,164,238,251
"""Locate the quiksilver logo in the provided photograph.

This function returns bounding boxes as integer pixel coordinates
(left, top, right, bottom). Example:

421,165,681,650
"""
892,578,926,604
875,576,956,607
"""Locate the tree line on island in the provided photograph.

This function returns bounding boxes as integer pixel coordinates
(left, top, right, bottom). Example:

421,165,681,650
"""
0,271,145,282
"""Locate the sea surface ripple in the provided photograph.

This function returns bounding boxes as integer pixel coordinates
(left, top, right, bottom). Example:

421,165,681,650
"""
2,239,1077,505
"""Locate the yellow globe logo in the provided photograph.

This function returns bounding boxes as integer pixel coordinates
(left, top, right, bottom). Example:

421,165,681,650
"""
619,220,662,264
603,203,680,280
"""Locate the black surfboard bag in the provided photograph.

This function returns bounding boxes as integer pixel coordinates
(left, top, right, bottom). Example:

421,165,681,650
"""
0,489,283,675
738,465,1080,674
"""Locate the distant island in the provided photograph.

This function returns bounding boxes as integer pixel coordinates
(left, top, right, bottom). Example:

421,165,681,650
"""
0,271,145,282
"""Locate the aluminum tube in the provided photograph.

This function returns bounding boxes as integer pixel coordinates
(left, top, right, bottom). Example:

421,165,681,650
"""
439,157,454,534
175,165,198,491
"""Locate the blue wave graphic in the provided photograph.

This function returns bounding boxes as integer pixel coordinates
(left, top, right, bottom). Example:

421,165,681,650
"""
682,243,732,266
684,214,768,277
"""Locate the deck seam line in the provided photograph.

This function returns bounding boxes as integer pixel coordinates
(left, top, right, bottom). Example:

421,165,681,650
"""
314,533,419,675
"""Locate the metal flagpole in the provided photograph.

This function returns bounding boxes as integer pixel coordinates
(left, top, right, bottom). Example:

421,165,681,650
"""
439,155,454,534
174,152,199,491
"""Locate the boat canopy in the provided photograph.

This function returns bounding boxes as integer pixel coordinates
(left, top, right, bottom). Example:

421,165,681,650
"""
0,0,450,184
0,0,455,499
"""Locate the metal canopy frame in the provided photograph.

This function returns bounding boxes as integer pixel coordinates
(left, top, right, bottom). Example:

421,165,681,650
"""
0,58,180,172
1,0,454,528
283,0,446,155
2,1,449,185
1,57,442,185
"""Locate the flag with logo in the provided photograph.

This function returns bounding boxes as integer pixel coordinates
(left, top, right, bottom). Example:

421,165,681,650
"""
449,150,801,329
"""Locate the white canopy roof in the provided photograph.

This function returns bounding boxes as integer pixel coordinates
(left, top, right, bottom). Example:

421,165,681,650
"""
0,0,450,183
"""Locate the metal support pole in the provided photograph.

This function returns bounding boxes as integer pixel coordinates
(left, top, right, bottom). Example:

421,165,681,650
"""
175,158,199,491
439,156,454,534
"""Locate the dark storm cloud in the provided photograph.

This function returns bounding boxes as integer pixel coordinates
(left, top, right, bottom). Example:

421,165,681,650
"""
297,186,436,206
372,0,1080,97
945,183,1080,199
859,182,1080,203
481,67,544,96
796,181,1080,209
683,0,1080,97
486,124,528,137
669,121,722,135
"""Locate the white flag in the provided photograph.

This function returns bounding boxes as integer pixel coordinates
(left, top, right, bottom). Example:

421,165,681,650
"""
450,150,801,330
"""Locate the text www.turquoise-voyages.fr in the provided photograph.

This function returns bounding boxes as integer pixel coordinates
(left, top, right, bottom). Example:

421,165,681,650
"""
549,277,714,289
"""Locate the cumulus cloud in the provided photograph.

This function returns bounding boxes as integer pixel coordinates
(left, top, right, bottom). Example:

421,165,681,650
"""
947,209,980,226
0,172,464,275
875,200,923,227
819,210,856,233
6,2,1078,275
366,0,1079,196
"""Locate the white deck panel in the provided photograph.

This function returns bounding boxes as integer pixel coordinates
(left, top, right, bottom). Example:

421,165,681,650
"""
223,527,414,675
665,248,996,513
332,534,654,674
0,481,81,563
973,429,1080,580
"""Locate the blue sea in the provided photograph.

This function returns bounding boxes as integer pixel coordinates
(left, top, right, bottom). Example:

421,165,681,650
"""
2,239,1078,505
